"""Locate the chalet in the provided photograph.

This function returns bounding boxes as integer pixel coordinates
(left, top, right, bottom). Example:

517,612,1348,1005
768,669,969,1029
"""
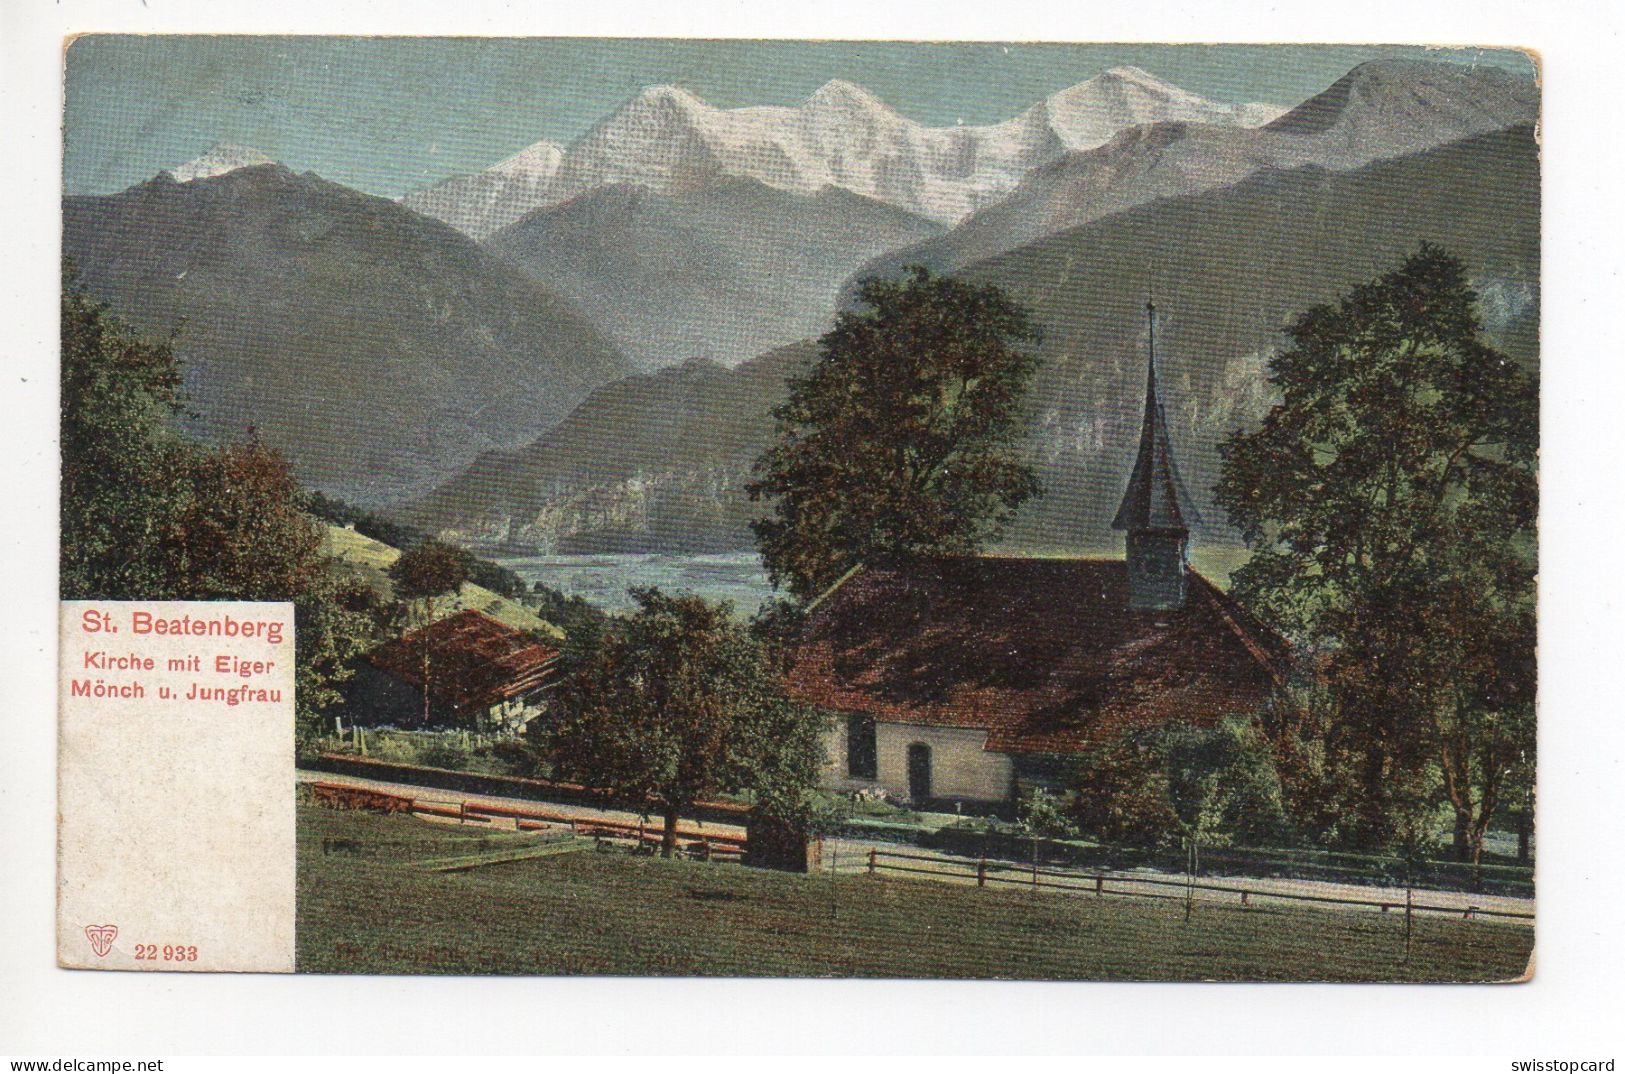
348,609,559,735
783,301,1290,807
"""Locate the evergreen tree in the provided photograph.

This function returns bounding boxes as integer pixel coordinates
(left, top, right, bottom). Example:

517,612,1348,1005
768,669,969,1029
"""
60,267,189,600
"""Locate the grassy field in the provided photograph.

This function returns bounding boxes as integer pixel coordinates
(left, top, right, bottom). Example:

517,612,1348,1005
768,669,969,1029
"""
322,524,563,638
297,804,1532,980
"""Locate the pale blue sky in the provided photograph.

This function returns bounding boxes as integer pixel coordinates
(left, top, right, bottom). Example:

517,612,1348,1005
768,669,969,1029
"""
63,37,1535,197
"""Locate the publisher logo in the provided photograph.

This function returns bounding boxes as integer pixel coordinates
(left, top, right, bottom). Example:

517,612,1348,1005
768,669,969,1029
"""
84,924,118,957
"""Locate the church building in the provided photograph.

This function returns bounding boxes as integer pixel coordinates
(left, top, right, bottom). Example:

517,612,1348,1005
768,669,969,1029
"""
782,301,1290,808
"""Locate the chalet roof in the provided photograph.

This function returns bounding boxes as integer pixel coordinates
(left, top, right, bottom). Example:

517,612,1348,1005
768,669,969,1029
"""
782,557,1289,755
366,609,559,712
1113,302,1198,532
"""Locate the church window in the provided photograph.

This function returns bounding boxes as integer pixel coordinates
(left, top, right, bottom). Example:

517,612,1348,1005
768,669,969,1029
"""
847,712,877,779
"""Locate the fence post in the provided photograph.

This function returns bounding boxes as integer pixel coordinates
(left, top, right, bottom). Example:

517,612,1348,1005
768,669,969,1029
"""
1405,883,1414,961
868,847,877,876
829,840,838,923
1184,838,1195,922
978,859,987,887
1095,874,1103,897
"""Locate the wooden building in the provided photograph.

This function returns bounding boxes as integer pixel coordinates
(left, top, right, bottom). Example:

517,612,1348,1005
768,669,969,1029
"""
348,609,559,735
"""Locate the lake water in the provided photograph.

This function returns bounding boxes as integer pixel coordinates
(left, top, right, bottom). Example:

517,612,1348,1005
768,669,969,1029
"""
493,551,778,616
495,546,1249,618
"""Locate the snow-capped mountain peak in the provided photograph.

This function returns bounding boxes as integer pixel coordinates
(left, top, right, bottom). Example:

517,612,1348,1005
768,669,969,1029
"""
1097,65,1188,92
631,83,710,112
163,144,277,183
402,68,1287,235
806,78,889,111
1043,68,1287,150
489,140,566,177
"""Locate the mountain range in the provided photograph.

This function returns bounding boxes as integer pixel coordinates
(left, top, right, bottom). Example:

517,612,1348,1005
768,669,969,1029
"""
403,344,817,553
63,164,631,504
64,57,1539,546
486,179,943,368
852,60,1539,283
401,67,1288,240
404,123,1540,554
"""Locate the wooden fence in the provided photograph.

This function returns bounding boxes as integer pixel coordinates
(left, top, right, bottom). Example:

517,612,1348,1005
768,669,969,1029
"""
305,753,752,826
915,824,1534,897
860,848,1534,925
309,780,745,861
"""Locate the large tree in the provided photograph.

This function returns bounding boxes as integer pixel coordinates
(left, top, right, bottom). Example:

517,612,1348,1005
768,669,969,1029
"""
388,538,471,620
61,267,189,600
748,266,1042,600
539,588,828,856
1067,720,1289,850
388,539,472,724
1215,243,1537,861
60,270,378,741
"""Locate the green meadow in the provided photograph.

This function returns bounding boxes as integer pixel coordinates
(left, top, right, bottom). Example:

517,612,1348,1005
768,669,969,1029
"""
297,804,1531,981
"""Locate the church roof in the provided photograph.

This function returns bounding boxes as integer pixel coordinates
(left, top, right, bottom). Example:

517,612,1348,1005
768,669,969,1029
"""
1113,303,1198,532
782,557,1290,755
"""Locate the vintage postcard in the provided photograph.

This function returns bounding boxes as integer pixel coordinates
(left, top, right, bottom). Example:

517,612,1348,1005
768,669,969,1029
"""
58,37,1538,981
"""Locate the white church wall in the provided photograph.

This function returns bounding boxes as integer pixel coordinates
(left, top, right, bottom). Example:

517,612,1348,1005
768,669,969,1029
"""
820,718,1013,804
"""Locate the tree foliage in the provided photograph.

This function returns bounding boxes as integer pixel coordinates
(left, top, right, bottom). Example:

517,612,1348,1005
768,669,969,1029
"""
1069,720,1290,849
386,539,472,726
748,266,1042,600
387,538,470,612
1016,788,1079,841
1215,244,1537,858
527,581,611,666
60,270,379,740
61,267,190,600
537,588,829,855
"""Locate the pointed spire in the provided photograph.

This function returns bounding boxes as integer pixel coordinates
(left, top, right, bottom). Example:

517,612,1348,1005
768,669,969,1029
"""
1112,298,1196,532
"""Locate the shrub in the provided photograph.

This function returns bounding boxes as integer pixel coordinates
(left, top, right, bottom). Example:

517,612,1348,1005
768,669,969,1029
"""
1070,718,1291,848
416,739,472,771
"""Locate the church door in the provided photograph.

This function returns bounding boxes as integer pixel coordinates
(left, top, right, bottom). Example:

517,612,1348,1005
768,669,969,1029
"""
907,743,932,803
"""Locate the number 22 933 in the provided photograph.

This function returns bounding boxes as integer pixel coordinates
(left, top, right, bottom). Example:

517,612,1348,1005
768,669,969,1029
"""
133,943,198,961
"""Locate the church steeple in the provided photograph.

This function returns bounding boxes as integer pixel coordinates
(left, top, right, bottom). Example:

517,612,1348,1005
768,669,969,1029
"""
1113,298,1196,611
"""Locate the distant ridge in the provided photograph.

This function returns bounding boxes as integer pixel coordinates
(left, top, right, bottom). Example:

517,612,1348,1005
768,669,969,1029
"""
486,178,944,368
64,163,633,505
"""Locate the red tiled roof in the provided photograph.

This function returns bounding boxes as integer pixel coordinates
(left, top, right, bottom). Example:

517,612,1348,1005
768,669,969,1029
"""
783,557,1290,755
366,609,559,712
